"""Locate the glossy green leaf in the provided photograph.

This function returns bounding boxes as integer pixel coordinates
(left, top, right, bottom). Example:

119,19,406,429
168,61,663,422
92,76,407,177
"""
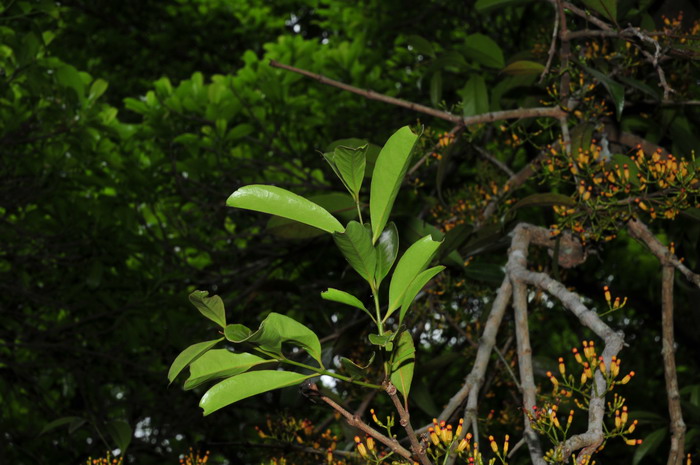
374,222,399,287
225,313,323,365
583,65,625,120
106,420,132,453
582,0,617,21
461,75,489,117
399,266,445,325
502,60,545,76
185,350,268,390
168,338,223,384
369,126,420,243
323,145,366,199
333,221,377,284
632,427,667,465
321,288,371,317
387,235,442,315
390,331,415,402
227,185,345,234
266,193,356,239
464,33,504,68
189,290,226,328
200,370,313,415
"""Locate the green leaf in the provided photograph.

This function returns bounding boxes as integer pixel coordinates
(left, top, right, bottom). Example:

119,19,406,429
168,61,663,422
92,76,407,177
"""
387,235,442,315
582,0,617,21
227,185,345,234
618,76,661,99
390,331,415,402
266,193,356,239
502,60,545,76
200,370,313,415
334,221,377,284
39,416,85,436
430,71,443,106
437,223,474,262
461,75,489,117
340,353,375,378
464,33,504,68
632,427,667,465
185,350,268,390
324,145,367,199
55,63,86,101
583,65,625,120
369,126,420,243
399,266,445,325
105,420,132,453
89,79,109,101
406,34,436,58
463,262,505,284
321,288,371,317
168,338,223,384
368,331,395,348
225,313,323,365
188,290,227,328
512,193,575,210
374,222,399,287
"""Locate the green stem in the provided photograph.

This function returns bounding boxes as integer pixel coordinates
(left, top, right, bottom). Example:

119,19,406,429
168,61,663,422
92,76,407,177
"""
373,289,383,336
355,198,364,224
279,358,382,390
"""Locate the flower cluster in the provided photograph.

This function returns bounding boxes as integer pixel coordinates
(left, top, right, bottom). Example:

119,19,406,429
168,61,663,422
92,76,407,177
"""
542,141,700,242
531,341,641,464
85,452,123,465
256,416,347,465
179,448,210,465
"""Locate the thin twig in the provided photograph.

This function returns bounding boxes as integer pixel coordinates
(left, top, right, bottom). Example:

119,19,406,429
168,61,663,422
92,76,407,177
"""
308,383,413,459
475,146,515,177
540,3,560,83
386,381,433,465
662,265,686,465
269,60,565,127
627,218,700,288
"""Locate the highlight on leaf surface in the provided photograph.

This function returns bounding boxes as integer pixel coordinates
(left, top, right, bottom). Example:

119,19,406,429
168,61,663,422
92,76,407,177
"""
227,184,345,234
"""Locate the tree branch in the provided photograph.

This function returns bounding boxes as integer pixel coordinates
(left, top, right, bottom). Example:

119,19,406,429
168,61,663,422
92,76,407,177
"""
307,383,413,459
507,224,625,464
385,381,433,465
269,60,565,127
627,218,700,288
662,265,686,465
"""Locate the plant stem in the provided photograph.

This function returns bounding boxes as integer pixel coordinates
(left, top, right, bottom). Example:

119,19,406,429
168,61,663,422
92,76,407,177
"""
280,358,383,390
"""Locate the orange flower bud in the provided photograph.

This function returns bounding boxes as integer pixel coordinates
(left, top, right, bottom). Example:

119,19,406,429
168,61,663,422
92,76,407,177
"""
604,286,611,303
558,357,566,376
572,348,583,364
489,435,498,453
354,436,368,458
620,371,635,384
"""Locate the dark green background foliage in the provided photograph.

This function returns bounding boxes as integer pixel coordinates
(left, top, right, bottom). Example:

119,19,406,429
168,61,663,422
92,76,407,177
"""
1,0,699,464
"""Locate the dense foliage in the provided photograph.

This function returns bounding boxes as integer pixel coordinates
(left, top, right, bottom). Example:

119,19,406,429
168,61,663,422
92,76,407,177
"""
1,1,699,464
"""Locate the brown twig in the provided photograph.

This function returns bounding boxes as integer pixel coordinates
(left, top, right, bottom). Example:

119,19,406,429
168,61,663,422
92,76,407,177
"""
408,124,464,176
662,265,686,465
308,383,413,459
627,218,700,288
475,146,515,177
385,381,433,465
269,60,565,127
